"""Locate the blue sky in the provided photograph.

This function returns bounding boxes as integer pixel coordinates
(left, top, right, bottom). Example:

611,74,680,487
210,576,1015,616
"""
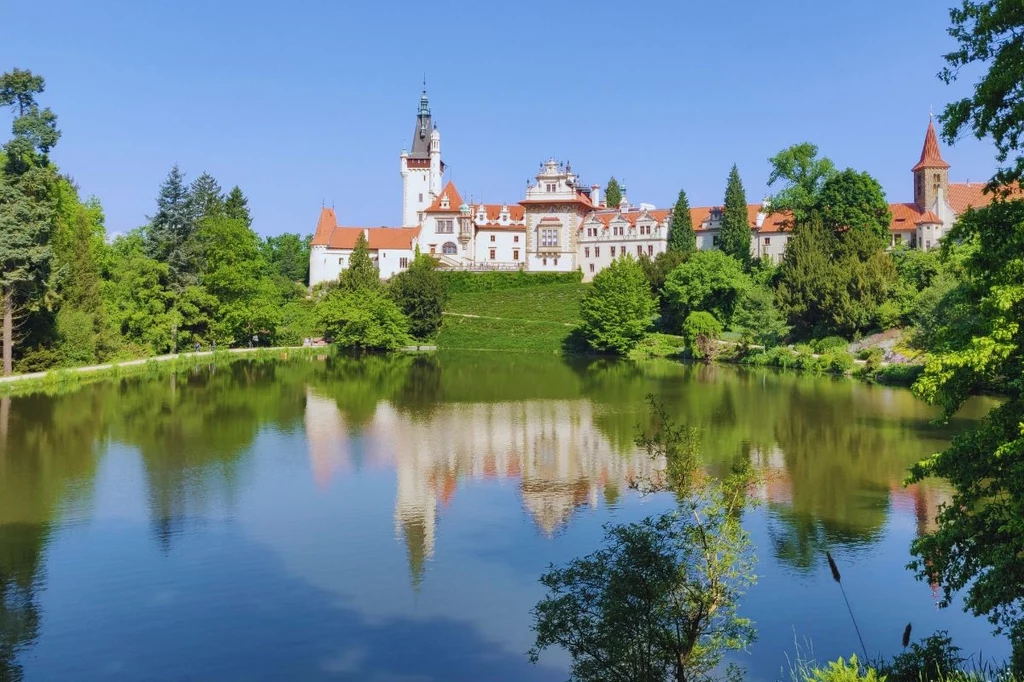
3,0,998,237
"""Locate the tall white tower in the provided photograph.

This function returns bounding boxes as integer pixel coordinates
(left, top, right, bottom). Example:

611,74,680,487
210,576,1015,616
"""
400,85,444,227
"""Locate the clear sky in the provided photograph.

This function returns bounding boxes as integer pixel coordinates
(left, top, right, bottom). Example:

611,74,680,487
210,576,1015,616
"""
3,0,998,238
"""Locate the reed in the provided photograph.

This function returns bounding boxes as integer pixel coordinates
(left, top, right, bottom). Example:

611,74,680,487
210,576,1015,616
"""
826,550,869,661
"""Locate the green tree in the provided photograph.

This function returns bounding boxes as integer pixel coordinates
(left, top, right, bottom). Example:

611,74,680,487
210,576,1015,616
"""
766,142,837,225
0,69,60,375
263,232,311,284
578,256,656,355
937,1,1024,189
316,287,410,351
145,165,196,290
224,185,252,227
663,249,750,330
667,188,695,254
190,172,224,221
733,285,789,348
818,169,892,246
908,199,1024,669
719,164,751,265
604,177,623,210
682,310,723,362
102,231,178,354
389,252,448,339
530,400,756,682
340,231,380,291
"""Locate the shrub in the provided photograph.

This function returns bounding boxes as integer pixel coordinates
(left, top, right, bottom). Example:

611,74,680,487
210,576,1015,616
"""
874,363,924,386
804,656,885,682
316,287,410,351
862,347,884,373
811,336,849,353
682,311,723,362
822,349,854,374
390,254,449,339
876,632,963,682
876,299,903,330
578,256,656,355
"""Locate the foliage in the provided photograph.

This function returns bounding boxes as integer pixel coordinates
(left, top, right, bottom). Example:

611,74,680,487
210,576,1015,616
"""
224,185,252,227
821,349,854,374
276,299,318,346
578,256,655,355
438,269,582,293
604,176,623,209
190,172,224,221
766,143,837,226
530,399,756,682
663,249,750,329
263,232,310,284
776,216,895,339
144,164,196,290
908,199,1024,667
668,188,696,254
627,333,685,361
803,656,884,682
720,164,751,265
733,285,789,347
339,231,381,291
876,632,963,682
389,252,449,339
682,311,723,362
102,231,177,353
810,336,849,354
818,170,893,247
937,0,1024,189
316,287,410,351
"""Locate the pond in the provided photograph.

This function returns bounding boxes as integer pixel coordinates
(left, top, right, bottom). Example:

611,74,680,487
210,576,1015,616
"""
0,352,1007,681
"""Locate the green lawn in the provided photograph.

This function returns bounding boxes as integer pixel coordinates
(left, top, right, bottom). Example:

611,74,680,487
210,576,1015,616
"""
437,283,587,352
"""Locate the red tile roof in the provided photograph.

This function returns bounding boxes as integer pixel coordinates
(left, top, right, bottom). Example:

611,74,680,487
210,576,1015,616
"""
688,205,763,231
424,181,463,213
310,208,419,250
757,211,791,233
889,203,924,230
475,203,525,222
912,118,950,171
915,210,942,225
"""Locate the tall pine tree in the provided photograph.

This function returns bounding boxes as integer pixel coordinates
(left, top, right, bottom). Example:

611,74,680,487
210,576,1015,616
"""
604,177,623,210
667,188,695,254
719,165,751,266
145,165,196,290
340,231,379,291
190,172,224,222
224,185,252,228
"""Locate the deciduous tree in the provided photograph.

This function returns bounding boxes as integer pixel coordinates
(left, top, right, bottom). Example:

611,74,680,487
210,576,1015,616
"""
389,252,448,339
682,310,723,362
317,287,410,351
578,255,656,355
663,249,750,330
818,169,892,247
766,142,837,226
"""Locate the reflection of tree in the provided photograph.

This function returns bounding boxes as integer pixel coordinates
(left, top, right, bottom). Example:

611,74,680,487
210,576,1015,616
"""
309,354,413,427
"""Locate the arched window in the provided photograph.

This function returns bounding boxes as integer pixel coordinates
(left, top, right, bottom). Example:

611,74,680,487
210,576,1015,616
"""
442,242,457,255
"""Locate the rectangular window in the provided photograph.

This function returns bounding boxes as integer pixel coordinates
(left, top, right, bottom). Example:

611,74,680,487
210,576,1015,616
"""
541,229,558,248
543,257,548,265
647,244,653,256
610,246,616,257
764,237,770,245
585,247,591,258
895,233,902,244
437,219,454,234
429,245,436,254
637,245,643,256
419,193,423,202
514,235,519,243
589,263,595,273
399,257,409,268
338,257,344,265
513,249,519,260
554,258,558,266
712,235,719,246
595,246,600,257
489,248,496,260
490,235,496,242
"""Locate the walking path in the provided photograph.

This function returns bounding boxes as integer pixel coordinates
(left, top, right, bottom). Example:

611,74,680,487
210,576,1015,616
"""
0,346,306,385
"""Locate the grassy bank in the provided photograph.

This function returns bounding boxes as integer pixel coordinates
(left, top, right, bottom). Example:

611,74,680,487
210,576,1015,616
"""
0,346,324,398
437,282,586,352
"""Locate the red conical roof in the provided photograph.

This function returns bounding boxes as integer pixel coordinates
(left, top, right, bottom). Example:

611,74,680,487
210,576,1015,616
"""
912,118,950,171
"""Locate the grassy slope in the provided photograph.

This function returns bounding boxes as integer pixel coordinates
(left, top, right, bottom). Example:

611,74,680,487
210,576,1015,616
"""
437,283,586,352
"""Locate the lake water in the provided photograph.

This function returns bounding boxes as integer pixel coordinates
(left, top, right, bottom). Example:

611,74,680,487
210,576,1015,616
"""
0,353,1008,681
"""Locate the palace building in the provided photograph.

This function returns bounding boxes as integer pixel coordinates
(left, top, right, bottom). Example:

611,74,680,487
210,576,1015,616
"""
308,88,999,287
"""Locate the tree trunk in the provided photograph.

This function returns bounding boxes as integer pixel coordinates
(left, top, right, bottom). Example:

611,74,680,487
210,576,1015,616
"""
3,285,13,376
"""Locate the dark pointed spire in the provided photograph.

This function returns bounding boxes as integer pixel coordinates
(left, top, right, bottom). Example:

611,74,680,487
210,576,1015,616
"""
913,116,950,171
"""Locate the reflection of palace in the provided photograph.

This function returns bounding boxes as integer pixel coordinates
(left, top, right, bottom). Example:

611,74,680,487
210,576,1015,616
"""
304,387,664,582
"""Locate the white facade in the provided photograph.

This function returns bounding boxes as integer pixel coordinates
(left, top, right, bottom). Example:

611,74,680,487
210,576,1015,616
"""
578,209,669,282
521,159,593,273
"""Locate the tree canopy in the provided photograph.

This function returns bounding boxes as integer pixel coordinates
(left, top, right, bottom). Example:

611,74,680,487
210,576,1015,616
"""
766,142,837,225
719,165,751,265
663,249,750,329
578,255,656,354
604,177,623,210
667,188,695,254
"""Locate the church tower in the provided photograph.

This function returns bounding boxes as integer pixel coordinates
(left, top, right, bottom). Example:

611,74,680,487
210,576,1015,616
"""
400,85,444,227
913,117,950,213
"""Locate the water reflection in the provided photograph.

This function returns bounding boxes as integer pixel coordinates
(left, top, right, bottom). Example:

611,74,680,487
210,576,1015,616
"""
0,353,1000,680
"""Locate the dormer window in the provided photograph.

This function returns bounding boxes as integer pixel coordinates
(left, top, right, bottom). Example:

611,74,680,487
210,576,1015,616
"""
440,196,450,209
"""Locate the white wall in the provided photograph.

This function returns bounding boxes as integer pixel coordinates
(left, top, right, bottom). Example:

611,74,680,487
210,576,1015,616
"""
308,246,415,286
474,229,525,266
402,168,431,227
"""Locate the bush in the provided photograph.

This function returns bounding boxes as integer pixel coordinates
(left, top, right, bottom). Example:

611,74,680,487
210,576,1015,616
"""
803,656,885,682
438,270,581,293
811,336,849,353
862,347,884,373
578,256,656,355
876,299,903,330
822,349,854,374
316,287,410,351
874,363,924,386
390,254,449,339
628,333,684,361
876,632,963,682
682,311,723,362
276,299,319,346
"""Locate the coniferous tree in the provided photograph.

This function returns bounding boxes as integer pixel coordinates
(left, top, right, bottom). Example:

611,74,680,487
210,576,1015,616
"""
340,231,379,291
224,186,252,228
719,165,751,265
190,172,224,221
0,68,59,374
145,165,196,290
667,188,695,254
604,177,623,210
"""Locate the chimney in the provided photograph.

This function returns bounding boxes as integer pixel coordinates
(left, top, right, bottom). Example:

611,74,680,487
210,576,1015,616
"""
590,184,600,207
363,228,369,243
